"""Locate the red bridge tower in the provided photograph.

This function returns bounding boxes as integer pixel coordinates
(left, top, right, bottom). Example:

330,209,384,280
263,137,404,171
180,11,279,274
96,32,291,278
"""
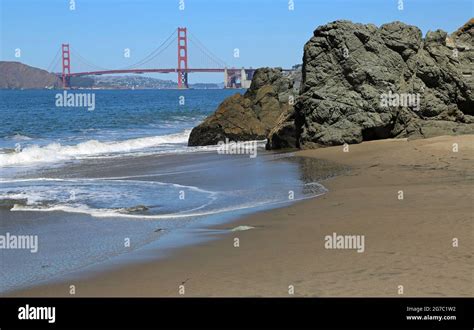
61,43,71,89
177,27,188,89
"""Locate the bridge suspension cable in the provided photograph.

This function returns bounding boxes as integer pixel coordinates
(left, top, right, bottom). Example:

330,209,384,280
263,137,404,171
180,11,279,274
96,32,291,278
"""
52,28,230,76
70,47,111,72
188,31,227,68
46,48,61,73
118,28,178,70
53,27,261,89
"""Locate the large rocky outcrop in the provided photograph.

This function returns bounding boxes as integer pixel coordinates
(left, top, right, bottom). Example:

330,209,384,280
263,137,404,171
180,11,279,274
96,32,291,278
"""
188,67,297,146
188,19,473,149
294,19,474,147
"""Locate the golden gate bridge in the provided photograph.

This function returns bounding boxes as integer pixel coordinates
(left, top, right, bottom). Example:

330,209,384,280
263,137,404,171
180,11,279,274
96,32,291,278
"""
46,27,288,89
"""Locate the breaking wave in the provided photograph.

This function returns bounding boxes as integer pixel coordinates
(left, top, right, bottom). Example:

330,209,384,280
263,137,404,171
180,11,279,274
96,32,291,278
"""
0,130,192,167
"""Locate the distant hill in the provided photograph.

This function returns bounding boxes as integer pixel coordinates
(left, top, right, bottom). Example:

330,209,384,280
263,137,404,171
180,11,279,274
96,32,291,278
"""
92,75,177,89
0,61,61,89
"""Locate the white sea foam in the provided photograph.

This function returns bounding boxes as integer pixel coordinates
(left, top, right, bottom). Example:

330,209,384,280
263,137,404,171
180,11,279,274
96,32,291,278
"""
0,134,267,168
231,225,255,232
8,134,33,141
0,177,224,219
9,185,327,220
0,130,191,167
0,178,217,200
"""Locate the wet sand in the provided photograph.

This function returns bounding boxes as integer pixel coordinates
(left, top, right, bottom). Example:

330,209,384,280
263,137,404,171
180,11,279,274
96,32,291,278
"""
9,135,473,297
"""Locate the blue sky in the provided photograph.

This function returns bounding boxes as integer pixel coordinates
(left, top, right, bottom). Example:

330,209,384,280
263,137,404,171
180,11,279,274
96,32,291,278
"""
1,0,472,83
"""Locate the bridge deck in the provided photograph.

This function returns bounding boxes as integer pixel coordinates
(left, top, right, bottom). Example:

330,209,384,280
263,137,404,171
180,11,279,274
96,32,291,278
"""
57,68,292,77
63,68,259,77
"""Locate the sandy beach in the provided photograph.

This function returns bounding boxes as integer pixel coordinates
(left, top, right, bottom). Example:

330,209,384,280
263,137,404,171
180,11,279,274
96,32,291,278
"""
9,135,473,297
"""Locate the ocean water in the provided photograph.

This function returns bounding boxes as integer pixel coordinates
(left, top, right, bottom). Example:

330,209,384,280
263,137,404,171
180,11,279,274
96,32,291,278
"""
0,89,238,167
0,89,328,293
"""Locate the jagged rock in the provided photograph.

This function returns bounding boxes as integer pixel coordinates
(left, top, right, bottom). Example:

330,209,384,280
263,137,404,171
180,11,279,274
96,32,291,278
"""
188,68,297,146
450,18,473,97
120,205,149,214
294,19,474,147
0,198,28,210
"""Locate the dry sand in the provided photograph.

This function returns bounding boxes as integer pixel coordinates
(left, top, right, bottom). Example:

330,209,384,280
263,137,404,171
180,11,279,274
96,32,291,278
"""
10,135,473,297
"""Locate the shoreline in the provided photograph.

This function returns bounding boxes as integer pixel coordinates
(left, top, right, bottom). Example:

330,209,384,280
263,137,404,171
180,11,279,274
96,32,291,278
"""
1,149,326,294
7,135,473,297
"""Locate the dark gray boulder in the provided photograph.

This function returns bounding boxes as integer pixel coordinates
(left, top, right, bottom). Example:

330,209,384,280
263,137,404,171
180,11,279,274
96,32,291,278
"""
295,19,474,148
